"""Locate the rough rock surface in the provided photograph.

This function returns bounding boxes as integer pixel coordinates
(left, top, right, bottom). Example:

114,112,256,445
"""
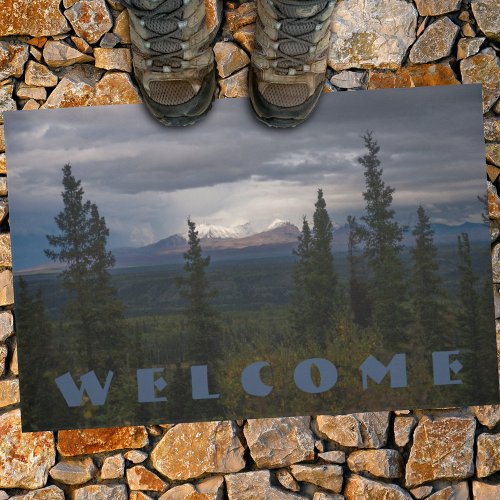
427,482,469,499
457,37,485,60
94,48,132,72
213,42,249,79
0,0,70,36
218,67,248,98
49,457,96,485
347,449,403,478
0,311,13,342
10,486,65,500
409,17,460,64
471,0,500,41
100,453,125,480
0,409,55,489
290,464,343,493
57,426,148,456
24,60,58,87
126,465,167,492
414,0,461,16
328,0,418,70
244,417,315,468
72,484,128,500
476,432,500,478
0,343,7,377
471,405,500,428
405,416,476,487
43,40,94,68
151,421,245,480
316,412,390,448
344,474,412,499
0,270,13,306
0,378,19,407
225,470,305,499
394,415,417,447
0,41,29,80
472,481,500,497
65,0,113,44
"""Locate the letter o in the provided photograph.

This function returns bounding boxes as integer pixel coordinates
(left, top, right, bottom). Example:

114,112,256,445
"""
293,358,337,394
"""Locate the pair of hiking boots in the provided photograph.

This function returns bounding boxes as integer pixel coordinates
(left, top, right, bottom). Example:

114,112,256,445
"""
120,0,335,128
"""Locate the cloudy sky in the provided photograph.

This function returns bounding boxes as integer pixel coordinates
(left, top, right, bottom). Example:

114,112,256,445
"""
4,84,488,268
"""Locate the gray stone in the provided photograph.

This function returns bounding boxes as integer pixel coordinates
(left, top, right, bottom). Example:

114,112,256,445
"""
313,494,344,500
124,449,148,463
225,470,305,499
0,311,13,342
394,415,417,447
0,41,29,80
10,486,65,500
410,486,434,499
0,87,16,125
100,453,124,479
427,482,468,499
43,40,94,68
244,417,315,468
409,17,460,64
65,0,114,44
457,37,485,60
0,270,14,306
316,412,390,448
49,457,96,485
290,464,343,493
345,474,411,499
328,0,417,70
472,0,500,41
72,484,127,500
347,449,403,478
330,70,367,89
100,32,121,48
493,243,500,282
485,118,500,142
276,469,300,492
414,0,461,16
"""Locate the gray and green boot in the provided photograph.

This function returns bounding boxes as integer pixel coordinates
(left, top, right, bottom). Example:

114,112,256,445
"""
250,0,335,128
121,0,222,126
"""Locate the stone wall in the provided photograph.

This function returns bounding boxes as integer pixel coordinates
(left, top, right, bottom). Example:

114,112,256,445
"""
0,0,499,498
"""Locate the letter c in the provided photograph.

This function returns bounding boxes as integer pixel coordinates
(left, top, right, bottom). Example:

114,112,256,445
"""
241,361,273,397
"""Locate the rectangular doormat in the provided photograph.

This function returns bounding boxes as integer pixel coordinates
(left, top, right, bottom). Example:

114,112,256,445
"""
4,84,499,431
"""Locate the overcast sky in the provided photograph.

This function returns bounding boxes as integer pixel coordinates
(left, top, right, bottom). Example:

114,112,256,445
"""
4,84,487,267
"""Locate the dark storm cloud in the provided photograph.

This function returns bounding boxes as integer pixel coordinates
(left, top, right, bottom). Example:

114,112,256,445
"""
3,84,487,253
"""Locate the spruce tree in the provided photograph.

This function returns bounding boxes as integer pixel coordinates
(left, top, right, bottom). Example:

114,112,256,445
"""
357,132,406,337
45,164,124,361
410,205,445,341
176,218,220,361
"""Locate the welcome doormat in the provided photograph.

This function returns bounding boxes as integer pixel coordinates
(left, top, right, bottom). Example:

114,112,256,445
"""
5,85,499,431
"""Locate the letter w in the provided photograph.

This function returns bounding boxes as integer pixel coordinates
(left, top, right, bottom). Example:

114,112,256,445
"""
55,371,114,407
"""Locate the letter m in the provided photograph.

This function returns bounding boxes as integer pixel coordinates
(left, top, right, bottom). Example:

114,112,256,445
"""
55,371,114,407
360,354,407,390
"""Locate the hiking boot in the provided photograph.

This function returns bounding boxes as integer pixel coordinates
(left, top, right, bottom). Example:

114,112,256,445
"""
121,0,222,126
249,0,335,128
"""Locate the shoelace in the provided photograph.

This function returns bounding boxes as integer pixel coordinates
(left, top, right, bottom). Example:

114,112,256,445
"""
268,0,333,74
121,0,197,72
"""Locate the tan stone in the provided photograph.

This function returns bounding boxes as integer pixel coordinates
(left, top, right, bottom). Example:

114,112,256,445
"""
0,343,7,377
461,53,500,113
472,0,500,41
130,493,153,500
58,425,148,456
23,99,40,110
0,233,11,268
0,270,14,306
49,457,96,485
328,0,417,70
27,37,48,49
318,451,345,463
486,143,500,167
72,484,127,500
347,449,403,478
0,125,4,152
159,484,198,499
218,67,248,98
0,177,6,196
0,378,19,408
488,181,500,219
225,470,304,499
0,409,55,489
290,464,343,493
205,0,223,36
414,0,461,16
10,486,65,500
394,415,417,447
276,469,300,492
462,23,476,37
94,48,132,72
427,482,469,499
485,118,500,142
16,83,47,101
124,449,148,463
313,494,344,500
0,87,16,125
226,2,256,34
71,36,92,54
233,24,255,54
409,17,460,64
244,417,315,468
410,486,434,499
42,75,94,108
214,42,249,79
316,412,390,449
30,45,43,61
471,405,500,428
127,465,168,492
457,37,485,60
0,41,29,80
0,153,5,173
197,475,224,500
345,474,412,499
151,421,245,481
0,491,7,500
0,0,70,36
91,71,141,105
0,311,13,342
476,432,500,478
43,40,94,68
65,0,113,44
405,416,476,488
113,9,131,44
25,61,58,87
100,453,124,479
472,481,500,498
9,341,17,375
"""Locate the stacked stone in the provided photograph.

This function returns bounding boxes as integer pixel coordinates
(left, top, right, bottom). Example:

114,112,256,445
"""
0,0,500,498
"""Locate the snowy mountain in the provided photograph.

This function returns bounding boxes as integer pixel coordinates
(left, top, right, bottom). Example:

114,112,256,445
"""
267,219,292,231
192,222,254,239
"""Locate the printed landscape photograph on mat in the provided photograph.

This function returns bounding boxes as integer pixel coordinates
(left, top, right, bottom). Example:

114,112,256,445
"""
5,84,499,431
